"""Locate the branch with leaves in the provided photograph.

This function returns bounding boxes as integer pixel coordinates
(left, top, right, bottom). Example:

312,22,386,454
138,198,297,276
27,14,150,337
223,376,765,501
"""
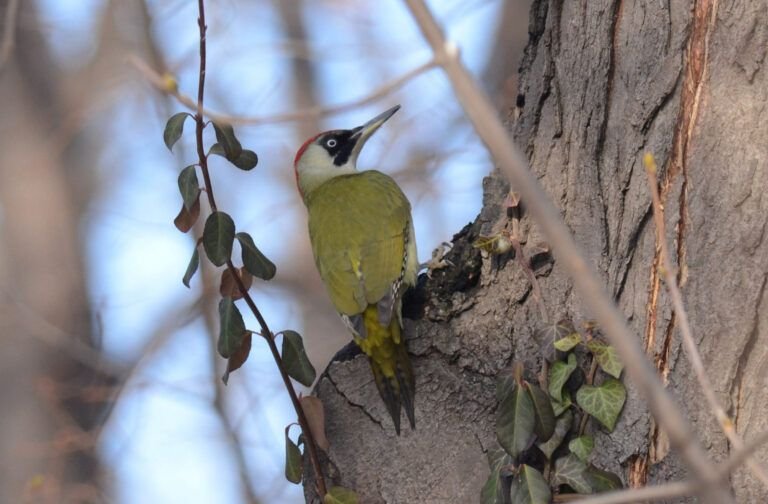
163,0,332,498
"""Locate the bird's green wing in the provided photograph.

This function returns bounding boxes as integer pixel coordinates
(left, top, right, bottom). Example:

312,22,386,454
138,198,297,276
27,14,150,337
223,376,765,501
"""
306,170,411,316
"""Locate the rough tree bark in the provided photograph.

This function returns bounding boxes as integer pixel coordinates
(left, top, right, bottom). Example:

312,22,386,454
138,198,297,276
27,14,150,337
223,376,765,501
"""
304,0,768,502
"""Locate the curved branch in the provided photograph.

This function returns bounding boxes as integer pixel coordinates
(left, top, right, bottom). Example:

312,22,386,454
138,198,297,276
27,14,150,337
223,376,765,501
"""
129,53,435,126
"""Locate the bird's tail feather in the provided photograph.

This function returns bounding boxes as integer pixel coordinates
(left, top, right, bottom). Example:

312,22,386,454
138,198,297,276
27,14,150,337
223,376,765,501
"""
356,305,415,435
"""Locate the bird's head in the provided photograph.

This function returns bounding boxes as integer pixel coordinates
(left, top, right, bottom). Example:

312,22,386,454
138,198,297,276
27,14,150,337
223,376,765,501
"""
293,105,400,200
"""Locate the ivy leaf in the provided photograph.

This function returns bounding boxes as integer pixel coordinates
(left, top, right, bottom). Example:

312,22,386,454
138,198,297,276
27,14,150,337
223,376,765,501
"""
182,243,200,288
323,486,359,504
569,435,594,461
554,453,593,494
173,196,200,233
586,340,624,378
554,332,582,352
511,464,551,504
537,409,572,460
212,121,243,161
496,384,536,459
203,211,236,266
585,465,623,492
551,391,572,417
548,353,578,402
177,165,200,210
284,426,303,484
163,112,191,152
217,297,246,358
496,371,517,402
222,331,252,384
480,444,513,504
236,232,276,280
535,318,576,362
219,267,253,300
576,379,626,432
526,382,555,442
281,330,316,386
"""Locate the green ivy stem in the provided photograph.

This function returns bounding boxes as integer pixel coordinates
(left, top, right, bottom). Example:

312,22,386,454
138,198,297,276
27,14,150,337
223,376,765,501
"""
193,0,327,496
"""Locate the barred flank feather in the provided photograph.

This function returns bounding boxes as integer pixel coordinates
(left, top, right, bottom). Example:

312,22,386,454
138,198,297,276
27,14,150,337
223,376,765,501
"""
354,304,415,434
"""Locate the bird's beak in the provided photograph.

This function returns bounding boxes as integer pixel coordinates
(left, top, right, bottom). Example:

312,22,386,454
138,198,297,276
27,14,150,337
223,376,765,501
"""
351,105,400,157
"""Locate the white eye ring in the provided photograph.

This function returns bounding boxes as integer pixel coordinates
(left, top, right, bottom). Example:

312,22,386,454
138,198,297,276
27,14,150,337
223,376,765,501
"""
326,139,337,148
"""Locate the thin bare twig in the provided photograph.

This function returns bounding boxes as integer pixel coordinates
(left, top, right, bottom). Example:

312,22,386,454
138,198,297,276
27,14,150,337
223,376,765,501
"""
644,153,768,487
718,429,768,477
128,53,436,127
401,0,729,500
562,429,768,504
191,0,327,496
0,0,20,72
556,480,695,504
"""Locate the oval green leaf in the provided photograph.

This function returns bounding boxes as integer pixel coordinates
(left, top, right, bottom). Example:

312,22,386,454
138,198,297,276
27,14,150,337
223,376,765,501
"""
209,144,258,170
281,330,316,387
324,486,359,504
537,409,572,460
178,165,200,210
576,378,626,432
164,112,191,152
182,244,199,288
496,385,536,460
217,297,246,358
569,435,594,461
208,143,225,157
212,121,242,160
236,232,276,280
232,149,258,170
526,383,555,442
511,464,551,504
203,211,236,266
548,353,577,402
586,340,624,378
284,426,303,484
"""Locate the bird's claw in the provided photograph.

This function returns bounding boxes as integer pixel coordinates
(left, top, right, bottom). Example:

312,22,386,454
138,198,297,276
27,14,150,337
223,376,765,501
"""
422,242,454,278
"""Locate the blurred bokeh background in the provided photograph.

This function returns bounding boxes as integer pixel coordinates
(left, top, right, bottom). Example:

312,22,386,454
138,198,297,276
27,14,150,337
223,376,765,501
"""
0,0,529,502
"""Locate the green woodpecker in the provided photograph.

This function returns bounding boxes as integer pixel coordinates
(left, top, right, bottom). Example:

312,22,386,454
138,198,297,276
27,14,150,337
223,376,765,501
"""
294,105,417,434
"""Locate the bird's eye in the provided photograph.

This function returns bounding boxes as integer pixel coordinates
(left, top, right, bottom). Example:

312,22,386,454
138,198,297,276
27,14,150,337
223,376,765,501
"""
326,138,337,148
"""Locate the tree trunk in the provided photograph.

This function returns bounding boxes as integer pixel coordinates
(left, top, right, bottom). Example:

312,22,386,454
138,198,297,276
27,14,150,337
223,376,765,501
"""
304,0,768,502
